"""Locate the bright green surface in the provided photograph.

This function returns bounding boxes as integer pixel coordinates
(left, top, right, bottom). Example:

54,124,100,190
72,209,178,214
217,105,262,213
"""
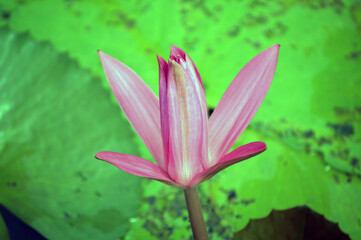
124,129,361,239
0,0,360,239
0,28,141,239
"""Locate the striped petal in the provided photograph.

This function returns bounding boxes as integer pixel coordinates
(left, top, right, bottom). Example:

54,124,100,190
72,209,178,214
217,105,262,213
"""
184,54,209,169
209,45,280,164
165,55,207,185
188,142,267,187
95,152,182,187
98,51,165,169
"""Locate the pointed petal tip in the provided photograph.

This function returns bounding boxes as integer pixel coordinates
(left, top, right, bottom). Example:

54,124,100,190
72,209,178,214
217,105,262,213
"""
97,50,103,59
170,44,179,51
269,44,280,55
97,51,120,64
254,141,267,149
219,141,267,164
156,54,166,63
95,151,108,160
260,45,280,57
157,55,168,75
170,44,186,59
97,50,112,63
267,44,280,53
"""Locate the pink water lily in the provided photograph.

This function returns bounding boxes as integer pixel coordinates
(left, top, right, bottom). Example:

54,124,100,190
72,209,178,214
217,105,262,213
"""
96,45,279,188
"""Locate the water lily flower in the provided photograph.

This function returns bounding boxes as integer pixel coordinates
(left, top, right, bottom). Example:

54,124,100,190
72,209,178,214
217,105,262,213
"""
96,45,279,188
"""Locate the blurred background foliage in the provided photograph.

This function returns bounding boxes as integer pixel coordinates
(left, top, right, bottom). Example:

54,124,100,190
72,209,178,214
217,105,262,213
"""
0,0,360,239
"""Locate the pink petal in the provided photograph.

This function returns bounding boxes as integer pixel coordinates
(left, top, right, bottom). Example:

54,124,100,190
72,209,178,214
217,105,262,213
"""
170,45,204,89
188,142,267,187
95,151,182,187
165,60,206,185
208,45,280,165
184,55,209,169
164,62,184,181
170,45,186,61
98,51,165,169
157,55,170,170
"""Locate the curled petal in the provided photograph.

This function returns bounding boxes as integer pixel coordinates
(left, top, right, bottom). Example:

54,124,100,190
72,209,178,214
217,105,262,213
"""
98,51,165,169
95,152,182,187
188,142,267,187
209,45,280,165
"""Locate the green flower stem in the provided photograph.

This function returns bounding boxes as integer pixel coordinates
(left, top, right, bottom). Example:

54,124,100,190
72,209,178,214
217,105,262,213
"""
184,187,208,240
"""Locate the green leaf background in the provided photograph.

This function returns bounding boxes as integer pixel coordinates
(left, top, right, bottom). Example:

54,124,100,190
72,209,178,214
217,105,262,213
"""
0,0,360,239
